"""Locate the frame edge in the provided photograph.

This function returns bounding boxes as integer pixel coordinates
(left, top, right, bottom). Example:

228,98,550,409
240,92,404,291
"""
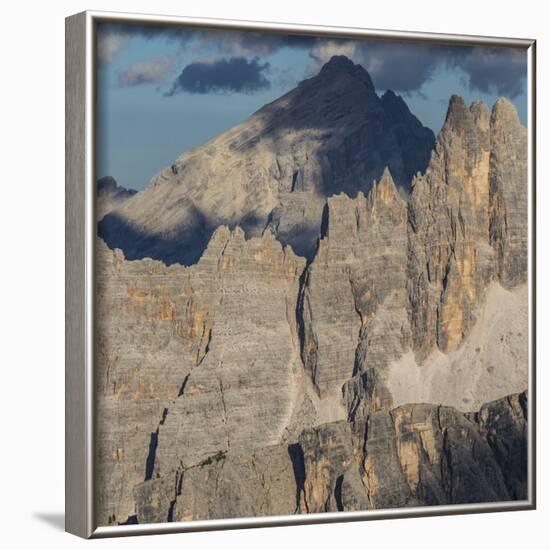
71,10,537,538
65,10,93,539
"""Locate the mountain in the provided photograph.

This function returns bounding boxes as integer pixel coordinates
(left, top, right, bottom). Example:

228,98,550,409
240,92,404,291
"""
96,176,137,218
98,56,435,265
94,71,528,524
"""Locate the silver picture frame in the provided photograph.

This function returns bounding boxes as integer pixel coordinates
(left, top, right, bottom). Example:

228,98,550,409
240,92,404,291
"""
65,10,537,539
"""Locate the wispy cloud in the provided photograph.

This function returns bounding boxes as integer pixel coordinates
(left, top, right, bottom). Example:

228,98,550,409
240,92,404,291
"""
97,32,129,64
165,57,271,96
116,56,173,87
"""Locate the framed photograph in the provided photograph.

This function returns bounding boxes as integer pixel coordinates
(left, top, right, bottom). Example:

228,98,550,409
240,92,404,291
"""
65,10,536,538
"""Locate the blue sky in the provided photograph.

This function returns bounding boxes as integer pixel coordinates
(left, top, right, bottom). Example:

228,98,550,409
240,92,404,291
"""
96,23,527,191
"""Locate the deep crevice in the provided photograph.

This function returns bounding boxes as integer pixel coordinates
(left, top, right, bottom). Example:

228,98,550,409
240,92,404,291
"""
167,469,185,522
334,474,344,511
144,429,159,481
177,373,191,397
290,170,300,192
196,328,212,366
288,443,307,512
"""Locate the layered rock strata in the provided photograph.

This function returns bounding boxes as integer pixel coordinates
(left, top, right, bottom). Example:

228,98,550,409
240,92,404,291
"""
131,392,527,523
298,168,410,427
96,92,528,526
96,228,307,525
407,96,527,360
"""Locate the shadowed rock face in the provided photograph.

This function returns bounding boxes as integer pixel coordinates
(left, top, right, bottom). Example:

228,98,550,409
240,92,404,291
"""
97,176,137,219
98,55,435,265
95,90,528,526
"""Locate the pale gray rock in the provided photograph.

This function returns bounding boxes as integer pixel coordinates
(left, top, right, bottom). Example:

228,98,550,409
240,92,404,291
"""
151,227,306,477
96,227,307,525
95,239,195,525
135,444,297,523
299,168,409,424
489,98,528,287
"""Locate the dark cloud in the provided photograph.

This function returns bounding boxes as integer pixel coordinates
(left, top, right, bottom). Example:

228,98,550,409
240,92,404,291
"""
308,38,526,97
165,57,271,96
355,41,445,92
97,22,312,64
98,22,527,99
199,30,314,55
97,23,195,63
452,47,526,98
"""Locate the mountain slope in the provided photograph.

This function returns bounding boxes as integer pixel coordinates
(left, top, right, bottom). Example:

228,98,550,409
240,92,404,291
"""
97,176,137,218
98,55,435,265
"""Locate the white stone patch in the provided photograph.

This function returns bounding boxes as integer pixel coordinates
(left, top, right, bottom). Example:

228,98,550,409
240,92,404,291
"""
387,283,528,412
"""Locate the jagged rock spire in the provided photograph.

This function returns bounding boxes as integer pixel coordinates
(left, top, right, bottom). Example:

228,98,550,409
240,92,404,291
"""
367,167,401,207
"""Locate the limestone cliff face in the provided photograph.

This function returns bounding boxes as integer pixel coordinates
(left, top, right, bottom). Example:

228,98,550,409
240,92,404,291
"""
96,229,306,525
96,239,194,525
152,227,307,478
298,168,409,425
95,91,528,526
132,392,527,523
98,56,434,265
134,444,297,523
407,96,527,360
360,392,528,508
489,98,528,287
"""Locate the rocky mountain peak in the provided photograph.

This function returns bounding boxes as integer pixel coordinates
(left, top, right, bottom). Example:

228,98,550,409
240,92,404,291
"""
444,94,475,132
368,166,401,206
492,96,522,127
94,80,529,524
443,96,498,140
318,55,375,91
438,95,491,168
470,100,490,131
408,94,526,358
97,176,119,194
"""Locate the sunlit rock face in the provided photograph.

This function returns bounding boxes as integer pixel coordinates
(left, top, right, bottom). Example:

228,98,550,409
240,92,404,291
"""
407,96,527,360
